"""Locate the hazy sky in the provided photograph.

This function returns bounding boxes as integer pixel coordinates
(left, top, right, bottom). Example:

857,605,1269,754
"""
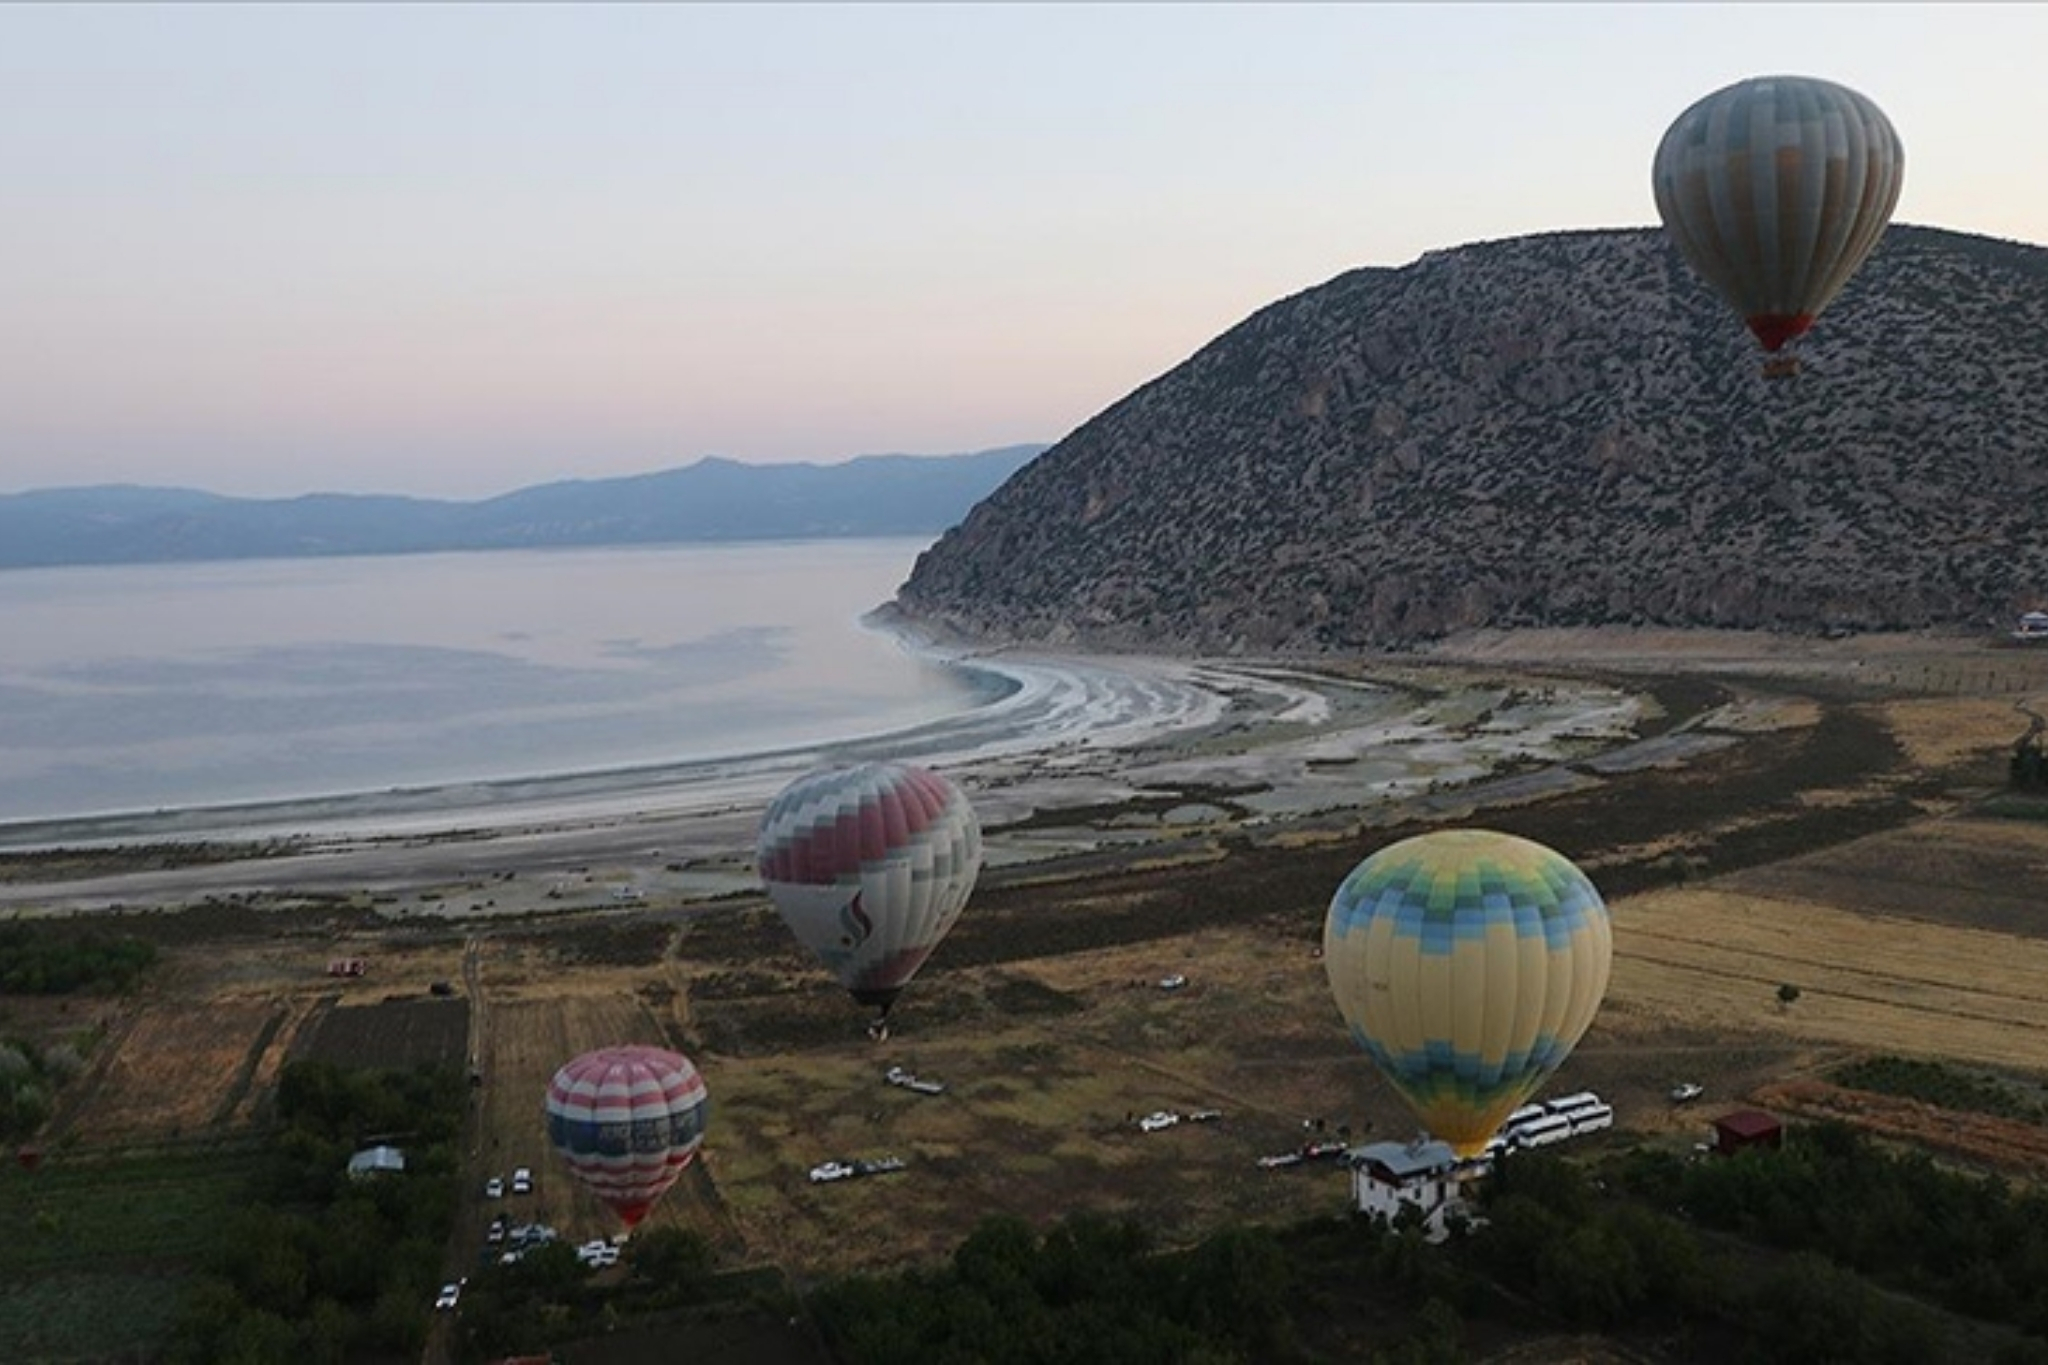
4,4,2043,499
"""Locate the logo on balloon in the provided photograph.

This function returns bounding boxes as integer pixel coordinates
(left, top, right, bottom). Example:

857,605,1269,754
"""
838,893,873,949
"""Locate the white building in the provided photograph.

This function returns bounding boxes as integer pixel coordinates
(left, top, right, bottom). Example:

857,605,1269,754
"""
1347,1137,1490,1242
346,1144,406,1179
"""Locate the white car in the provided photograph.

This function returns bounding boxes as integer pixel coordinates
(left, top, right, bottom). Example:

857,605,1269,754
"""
484,1177,504,1199
434,1282,461,1311
511,1167,533,1194
576,1239,621,1267
1138,1111,1180,1132
1158,975,1188,990
1669,1083,1705,1103
809,1160,855,1183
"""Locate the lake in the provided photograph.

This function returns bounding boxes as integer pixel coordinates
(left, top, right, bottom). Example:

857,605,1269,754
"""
0,539,995,826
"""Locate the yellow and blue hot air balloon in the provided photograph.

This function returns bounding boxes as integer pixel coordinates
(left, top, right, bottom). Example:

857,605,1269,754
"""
1323,830,1612,1158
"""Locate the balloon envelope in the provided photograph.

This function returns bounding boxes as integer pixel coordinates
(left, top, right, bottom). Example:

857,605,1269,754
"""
756,762,982,1014
1323,830,1611,1158
545,1045,708,1228
1652,74,1903,352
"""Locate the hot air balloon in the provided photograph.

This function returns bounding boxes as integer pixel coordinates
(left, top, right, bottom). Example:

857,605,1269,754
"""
757,761,982,1038
1323,829,1611,1158
1652,74,1904,375
544,1045,708,1230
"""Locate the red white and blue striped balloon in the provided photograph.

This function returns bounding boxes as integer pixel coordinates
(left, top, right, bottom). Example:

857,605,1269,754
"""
756,762,982,1014
544,1045,708,1229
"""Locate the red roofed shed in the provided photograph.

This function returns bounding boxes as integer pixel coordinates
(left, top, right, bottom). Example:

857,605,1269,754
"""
1711,1109,1783,1157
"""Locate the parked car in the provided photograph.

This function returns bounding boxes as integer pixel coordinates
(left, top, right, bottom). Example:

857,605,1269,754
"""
809,1160,855,1183
484,1176,504,1199
1138,1111,1180,1132
576,1240,621,1267
511,1167,533,1194
1157,975,1188,990
1669,1083,1705,1103
434,1282,461,1311
486,1216,507,1245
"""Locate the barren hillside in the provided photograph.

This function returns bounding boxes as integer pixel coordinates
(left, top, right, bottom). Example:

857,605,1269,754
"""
898,226,2048,650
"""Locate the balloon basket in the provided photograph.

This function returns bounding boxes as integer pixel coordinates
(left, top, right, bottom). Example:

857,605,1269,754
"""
1762,355,1802,380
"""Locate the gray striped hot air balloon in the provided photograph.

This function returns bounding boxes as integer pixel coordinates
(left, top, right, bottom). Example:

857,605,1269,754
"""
1652,75,1903,372
757,761,982,1038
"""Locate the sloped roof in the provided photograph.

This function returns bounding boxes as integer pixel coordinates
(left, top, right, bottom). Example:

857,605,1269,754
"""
1713,1109,1782,1140
1351,1138,1457,1179
346,1144,406,1175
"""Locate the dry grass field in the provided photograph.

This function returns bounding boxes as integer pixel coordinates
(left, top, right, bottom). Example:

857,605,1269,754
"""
44,929,474,1146
463,935,750,1262
1617,884,2048,1066
61,995,301,1143
18,638,2048,1321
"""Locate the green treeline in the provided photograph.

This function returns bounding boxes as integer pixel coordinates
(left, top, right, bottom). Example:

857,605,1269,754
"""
1618,1122,2048,1344
0,922,157,994
0,1038,83,1144
808,1126,2048,1365
0,924,150,1144
162,1060,465,1365
450,1224,744,1363
813,1216,1294,1365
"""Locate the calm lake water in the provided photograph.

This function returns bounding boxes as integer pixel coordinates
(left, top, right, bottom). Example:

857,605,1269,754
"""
0,539,992,825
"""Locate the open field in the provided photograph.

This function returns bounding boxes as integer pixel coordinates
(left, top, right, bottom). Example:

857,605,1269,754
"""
9,633,2048,1359
462,936,752,1264
296,995,469,1070
60,995,304,1144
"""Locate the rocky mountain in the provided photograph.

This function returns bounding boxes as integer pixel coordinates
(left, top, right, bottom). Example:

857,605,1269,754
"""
896,226,2048,650
0,445,1043,570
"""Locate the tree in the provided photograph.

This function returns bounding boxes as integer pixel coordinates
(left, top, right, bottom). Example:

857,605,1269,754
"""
1777,983,1802,1010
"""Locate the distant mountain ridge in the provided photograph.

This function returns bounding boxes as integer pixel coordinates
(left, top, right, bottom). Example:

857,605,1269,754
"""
897,225,2048,649
0,445,1045,570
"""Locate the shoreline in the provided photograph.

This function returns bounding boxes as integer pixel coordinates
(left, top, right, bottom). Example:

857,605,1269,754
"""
0,644,1657,915
10,623,2011,917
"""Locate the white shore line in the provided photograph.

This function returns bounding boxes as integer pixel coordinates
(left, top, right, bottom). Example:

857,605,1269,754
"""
0,645,1376,853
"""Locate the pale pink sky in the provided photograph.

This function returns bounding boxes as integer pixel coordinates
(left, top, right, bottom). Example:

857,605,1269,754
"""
3,3,2044,497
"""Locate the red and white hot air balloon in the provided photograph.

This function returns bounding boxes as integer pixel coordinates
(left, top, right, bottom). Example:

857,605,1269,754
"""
544,1044,708,1230
756,761,982,1037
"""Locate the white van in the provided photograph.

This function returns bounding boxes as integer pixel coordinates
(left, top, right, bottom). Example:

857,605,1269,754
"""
1543,1091,1602,1118
1505,1104,1548,1130
1567,1104,1614,1136
1507,1113,1573,1148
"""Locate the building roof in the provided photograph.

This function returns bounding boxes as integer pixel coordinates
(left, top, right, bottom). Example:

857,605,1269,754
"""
1351,1137,1458,1179
346,1144,406,1176
1712,1109,1782,1140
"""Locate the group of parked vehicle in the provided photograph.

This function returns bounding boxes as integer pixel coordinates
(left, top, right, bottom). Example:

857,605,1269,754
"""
1488,1091,1614,1155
